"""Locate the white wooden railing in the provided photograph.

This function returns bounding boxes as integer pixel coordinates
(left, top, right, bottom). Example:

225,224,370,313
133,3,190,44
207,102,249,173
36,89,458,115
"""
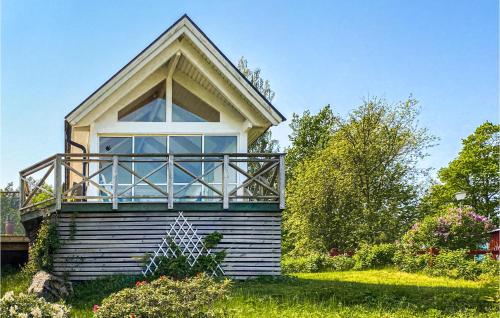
19,153,285,212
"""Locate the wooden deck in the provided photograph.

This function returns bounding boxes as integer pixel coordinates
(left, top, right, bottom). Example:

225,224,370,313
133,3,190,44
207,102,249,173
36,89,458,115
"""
19,152,284,279
1,235,29,266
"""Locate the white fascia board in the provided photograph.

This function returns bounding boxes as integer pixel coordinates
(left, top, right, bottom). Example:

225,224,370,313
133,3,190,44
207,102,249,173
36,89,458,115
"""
67,26,185,125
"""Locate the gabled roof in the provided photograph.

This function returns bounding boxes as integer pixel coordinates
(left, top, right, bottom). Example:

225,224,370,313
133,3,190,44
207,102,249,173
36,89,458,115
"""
65,14,285,126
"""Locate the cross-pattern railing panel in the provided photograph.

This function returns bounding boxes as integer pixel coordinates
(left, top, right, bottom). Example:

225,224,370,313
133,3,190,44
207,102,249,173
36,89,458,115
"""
19,152,285,212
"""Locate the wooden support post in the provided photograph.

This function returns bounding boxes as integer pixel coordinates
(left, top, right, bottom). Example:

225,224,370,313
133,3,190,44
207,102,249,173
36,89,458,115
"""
112,156,118,210
168,155,174,209
279,154,285,210
54,156,62,210
19,173,24,208
223,155,229,210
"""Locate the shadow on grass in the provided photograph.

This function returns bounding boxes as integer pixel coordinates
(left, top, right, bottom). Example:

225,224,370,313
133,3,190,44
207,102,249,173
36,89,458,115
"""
231,276,498,315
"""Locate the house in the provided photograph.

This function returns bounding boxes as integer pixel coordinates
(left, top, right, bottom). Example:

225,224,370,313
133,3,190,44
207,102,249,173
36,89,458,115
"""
19,15,286,280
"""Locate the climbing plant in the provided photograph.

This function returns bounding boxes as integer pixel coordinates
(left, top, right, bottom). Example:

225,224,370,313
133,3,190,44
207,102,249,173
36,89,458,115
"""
22,218,60,277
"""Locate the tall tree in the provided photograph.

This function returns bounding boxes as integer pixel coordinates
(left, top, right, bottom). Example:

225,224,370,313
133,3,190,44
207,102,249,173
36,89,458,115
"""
286,105,338,179
420,122,499,218
237,57,279,153
284,97,436,253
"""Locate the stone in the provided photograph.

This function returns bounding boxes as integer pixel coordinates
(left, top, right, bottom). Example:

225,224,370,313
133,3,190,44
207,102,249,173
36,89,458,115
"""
27,271,73,301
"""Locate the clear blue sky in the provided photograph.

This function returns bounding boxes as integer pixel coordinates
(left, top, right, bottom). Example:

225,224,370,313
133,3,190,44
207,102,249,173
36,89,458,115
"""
1,0,498,187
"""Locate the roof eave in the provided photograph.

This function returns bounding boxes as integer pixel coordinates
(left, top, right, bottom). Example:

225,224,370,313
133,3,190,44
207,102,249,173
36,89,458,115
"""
65,14,286,126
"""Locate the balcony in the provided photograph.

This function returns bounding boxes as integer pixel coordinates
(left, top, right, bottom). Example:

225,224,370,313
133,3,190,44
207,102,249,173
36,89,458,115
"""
19,153,285,215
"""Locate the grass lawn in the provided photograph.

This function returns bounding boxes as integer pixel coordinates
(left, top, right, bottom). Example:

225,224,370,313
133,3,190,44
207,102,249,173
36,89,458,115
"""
1,267,498,317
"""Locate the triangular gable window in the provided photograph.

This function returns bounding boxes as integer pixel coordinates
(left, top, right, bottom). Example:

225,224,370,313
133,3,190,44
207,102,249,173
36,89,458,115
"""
172,81,220,122
118,81,166,122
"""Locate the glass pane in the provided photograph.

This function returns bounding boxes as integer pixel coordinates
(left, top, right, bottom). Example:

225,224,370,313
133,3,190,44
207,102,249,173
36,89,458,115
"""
204,136,237,183
118,81,166,122
172,104,205,122
170,136,202,183
172,81,219,122
203,184,236,202
119,99,165,122
99,137,132,184
134,136,167,184
100,185,132,202
174,185,202,202
134,185,167,202
204,136,237,153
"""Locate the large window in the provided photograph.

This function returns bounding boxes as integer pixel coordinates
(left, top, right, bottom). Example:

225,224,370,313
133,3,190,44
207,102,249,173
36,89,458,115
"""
118,81,166,122
98,135,236,201
172,81,220,122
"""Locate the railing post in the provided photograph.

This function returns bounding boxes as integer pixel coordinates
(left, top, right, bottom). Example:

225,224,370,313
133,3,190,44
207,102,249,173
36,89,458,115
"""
19,173,25,208
168,154,174,209
223,155,229,210
279,154,286,210
54,155,62,210
112,156,118,210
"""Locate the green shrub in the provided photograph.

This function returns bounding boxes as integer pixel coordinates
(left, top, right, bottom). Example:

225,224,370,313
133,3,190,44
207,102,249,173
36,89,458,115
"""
93,274,230,318
353,243,396,269
323,255,355,271
478,255,500,278
0,291,70,318
154,255,192,279
281,253,324,273
425,249,480,280
282,253,355,273
393,249,429,273
394,248,499,281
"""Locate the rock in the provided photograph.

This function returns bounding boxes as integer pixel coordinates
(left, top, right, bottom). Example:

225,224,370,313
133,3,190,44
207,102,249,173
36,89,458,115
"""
27,271,73,301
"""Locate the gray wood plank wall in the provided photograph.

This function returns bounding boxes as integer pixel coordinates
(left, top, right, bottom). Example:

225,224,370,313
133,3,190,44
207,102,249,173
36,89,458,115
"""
53,211,281,280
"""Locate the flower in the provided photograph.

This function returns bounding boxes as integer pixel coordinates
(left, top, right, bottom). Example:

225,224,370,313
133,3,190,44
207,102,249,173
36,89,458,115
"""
135,280,148,287
18,313,28,318
2,291,14,301
468,211,488,223
93,304,100,312
9,305,17,315
53,305,67,318
31,306,42,318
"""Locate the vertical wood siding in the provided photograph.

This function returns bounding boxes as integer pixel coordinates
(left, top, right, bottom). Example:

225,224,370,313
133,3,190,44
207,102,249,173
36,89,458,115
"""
53,211,281,280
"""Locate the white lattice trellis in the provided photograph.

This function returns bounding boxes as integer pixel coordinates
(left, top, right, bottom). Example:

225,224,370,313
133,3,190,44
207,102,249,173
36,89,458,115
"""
142,212,225,277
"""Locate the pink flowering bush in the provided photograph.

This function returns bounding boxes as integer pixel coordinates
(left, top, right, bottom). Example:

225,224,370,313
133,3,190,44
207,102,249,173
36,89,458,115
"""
393,206,498,280
401,206,493,252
